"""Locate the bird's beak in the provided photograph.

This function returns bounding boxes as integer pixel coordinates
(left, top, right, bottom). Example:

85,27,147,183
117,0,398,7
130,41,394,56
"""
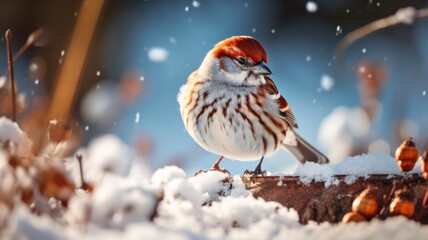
252,61,272,75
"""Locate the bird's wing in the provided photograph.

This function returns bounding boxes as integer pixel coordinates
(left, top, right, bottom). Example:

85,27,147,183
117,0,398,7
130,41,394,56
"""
263,77,299,128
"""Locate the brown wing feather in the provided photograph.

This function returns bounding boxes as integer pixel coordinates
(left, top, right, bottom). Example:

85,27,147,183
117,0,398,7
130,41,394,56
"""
264,77,299,128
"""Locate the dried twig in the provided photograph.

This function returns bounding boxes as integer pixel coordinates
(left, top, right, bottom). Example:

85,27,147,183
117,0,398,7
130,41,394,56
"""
14,28,44,62
2,28,44,77
76,154,88,190
5,29,17,122
375,179,400,219
336,7,428,65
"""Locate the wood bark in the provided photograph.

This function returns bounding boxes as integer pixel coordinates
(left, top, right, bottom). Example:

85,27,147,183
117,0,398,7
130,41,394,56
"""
243,174,428,224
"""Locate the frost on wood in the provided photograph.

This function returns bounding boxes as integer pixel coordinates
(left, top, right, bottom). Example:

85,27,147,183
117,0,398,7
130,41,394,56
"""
293,153,417,184
246,154,428,224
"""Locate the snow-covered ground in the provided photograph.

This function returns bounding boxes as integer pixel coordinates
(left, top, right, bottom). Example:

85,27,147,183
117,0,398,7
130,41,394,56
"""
1,117,428,239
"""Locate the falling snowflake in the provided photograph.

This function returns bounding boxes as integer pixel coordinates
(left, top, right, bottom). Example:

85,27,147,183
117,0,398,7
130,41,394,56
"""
423,90,426,96
320,74,334,91
306,1,318,13
96,71,101,76
148,47,169,62
362,48,367,53
252,28,256,33
185,6,189,12
192,1,200,8
135,112,140,124
306,55,312,62
271,29,276,34
336,25,342,36
85,125,89,131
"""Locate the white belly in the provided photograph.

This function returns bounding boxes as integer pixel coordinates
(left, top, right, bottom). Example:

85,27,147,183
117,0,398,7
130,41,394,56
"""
179,82,288,161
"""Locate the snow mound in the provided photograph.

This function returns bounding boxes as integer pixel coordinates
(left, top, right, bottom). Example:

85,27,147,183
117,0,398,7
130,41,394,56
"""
90,175,157,228
2,132,427,239
0,117,32,157
151,165,187,186
291,153,419,185
72,134,151,183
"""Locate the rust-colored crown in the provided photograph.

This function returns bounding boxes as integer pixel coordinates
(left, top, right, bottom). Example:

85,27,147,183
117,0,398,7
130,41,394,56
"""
212,36,268,63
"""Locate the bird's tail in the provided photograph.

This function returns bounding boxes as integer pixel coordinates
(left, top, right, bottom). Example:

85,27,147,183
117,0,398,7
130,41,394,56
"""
282,129,329,164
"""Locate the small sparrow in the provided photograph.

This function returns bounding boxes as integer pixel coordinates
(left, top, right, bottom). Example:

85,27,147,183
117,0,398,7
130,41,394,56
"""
178,36,328,175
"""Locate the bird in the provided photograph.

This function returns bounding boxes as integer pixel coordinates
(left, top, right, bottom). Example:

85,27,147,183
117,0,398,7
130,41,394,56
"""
177,36,329,175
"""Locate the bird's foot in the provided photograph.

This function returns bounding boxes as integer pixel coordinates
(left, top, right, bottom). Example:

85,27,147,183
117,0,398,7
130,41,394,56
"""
243,165,266,181
194,166,230,176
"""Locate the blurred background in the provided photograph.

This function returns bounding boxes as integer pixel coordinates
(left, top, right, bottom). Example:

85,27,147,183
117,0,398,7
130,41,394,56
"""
0,0,427,175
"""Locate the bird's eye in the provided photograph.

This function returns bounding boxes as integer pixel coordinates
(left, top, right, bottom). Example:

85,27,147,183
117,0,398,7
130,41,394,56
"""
237,57,247,65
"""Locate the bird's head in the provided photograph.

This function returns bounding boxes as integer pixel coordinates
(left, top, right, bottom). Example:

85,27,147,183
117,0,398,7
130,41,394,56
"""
198,36,271,87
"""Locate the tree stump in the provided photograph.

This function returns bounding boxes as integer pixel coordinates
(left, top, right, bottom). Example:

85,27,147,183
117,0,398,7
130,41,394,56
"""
243,174,428,224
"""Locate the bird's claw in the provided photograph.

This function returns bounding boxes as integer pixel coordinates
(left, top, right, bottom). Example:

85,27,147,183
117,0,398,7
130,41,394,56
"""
194,167,231,177
243,168,267,182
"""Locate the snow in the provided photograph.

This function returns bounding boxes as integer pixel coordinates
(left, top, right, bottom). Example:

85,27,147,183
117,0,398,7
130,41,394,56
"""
148,47,169,62
2,121,428,239
320,74,334,91
306,1,318,13
67,135,151,184
192,1,200,8
289,153,421,186
5,156,428,239
151,165,187,186
0,117,32,157
395,7,416,25
135,112,140,123
89,175,157,228
336,25,342,36
10,206,66,240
